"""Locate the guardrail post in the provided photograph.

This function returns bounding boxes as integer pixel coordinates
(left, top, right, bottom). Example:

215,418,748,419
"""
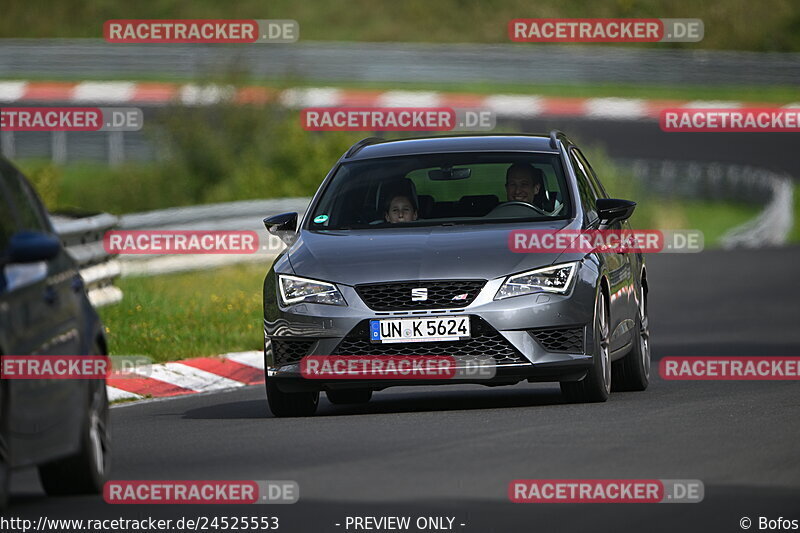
53,213,123,308
108,131,125,167
0,130,15,158
51,131,67,164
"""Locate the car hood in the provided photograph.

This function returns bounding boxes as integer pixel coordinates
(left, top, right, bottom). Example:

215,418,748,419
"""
285,220,580,285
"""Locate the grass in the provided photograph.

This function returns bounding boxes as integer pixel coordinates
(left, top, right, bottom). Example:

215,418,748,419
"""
16,106,363,215
99,263,266,363
3,0,800,52
656,201,763,246
6,75,799,106
99,199,760,363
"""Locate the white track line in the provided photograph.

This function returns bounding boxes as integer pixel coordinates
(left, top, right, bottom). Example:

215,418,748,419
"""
179,84,235,105
377,91,441,107
279,87,342,108
106,386,143,402
483,94,542,117
132,362,245,392
585,98,648,120
0,81,27,102
73,81,135,103
224,351,265,369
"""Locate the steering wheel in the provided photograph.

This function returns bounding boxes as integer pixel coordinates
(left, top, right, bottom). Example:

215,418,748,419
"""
488,201,548,217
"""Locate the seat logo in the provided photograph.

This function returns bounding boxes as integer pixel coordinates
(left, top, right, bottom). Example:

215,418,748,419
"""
411,288,428,301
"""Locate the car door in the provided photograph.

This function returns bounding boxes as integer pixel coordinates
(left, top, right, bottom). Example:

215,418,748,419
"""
575,148,636,350
0,161,84,467
568,148,634,354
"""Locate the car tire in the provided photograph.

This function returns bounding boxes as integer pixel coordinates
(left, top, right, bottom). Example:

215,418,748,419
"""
326,389,373,405
0,454,7,511
560,290,611,403
38,381,110,495
266,379,319,417
0,382,9,510
612,285,650,392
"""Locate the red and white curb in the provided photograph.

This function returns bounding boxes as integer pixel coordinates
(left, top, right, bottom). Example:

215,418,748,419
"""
106,350,263,402
1,80,797,121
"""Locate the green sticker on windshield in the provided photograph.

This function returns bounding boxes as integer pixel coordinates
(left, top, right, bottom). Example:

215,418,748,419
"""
313,214,329,223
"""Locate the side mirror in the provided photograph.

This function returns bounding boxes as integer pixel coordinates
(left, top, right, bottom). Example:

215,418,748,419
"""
263,212,298,245
596,198,636,226
6,231,61,264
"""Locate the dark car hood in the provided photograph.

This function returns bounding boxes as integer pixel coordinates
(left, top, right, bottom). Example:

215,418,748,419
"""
285,220,580,285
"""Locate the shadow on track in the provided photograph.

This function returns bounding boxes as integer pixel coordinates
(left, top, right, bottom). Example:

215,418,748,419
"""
181,384,595,420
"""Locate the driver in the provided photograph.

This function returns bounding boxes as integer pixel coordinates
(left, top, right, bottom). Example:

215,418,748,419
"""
505,163,547,209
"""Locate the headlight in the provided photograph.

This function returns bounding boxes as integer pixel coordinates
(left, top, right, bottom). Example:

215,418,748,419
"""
495,262,579,300
278,274,346,306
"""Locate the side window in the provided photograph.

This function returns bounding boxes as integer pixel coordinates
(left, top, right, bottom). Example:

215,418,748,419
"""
569,149,599,225
0,182,16,252
574,149,608,199
0,163,49,232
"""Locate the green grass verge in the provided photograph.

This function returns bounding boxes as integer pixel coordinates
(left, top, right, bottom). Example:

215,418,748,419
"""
3,0,800,52
680,201,764,245
5,74,798,105
99,263,265,363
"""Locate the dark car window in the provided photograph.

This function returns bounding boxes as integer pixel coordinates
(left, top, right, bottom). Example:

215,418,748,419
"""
0,179,15,252
309,152,572,230
569,149,599,225
0,161,49,233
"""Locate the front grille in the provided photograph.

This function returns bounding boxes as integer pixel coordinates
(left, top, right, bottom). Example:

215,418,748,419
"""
530,327,585,353
271,338,315,367
333,317,528,365
355,280,486,310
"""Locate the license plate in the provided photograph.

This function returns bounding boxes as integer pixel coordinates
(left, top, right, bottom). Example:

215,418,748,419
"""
369,316,470,343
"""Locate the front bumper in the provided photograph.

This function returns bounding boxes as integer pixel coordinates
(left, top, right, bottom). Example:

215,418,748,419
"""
264,266,599,387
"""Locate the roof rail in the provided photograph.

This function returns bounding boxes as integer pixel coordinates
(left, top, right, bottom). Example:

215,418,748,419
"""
549,130,565,150
345,137,384,158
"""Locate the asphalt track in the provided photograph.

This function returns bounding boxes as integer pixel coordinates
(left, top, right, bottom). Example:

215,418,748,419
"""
7,247,800,532
4,109,800,531
519,117,800,177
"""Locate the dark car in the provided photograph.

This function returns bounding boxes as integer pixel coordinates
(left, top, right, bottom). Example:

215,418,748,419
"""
262,132,650,417
0,158,110,507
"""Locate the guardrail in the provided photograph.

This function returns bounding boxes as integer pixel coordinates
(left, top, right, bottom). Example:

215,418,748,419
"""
623,159,794,248
2,40,799,86
51,212,122,307
117,198,309,277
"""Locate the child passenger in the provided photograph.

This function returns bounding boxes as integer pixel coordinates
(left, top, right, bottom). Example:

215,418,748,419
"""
384,195,418,223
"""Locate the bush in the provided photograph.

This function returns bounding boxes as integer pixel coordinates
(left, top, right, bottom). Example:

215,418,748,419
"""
17,103,362,214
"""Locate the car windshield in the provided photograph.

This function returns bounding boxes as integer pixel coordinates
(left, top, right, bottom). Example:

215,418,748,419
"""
308,152,572,230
